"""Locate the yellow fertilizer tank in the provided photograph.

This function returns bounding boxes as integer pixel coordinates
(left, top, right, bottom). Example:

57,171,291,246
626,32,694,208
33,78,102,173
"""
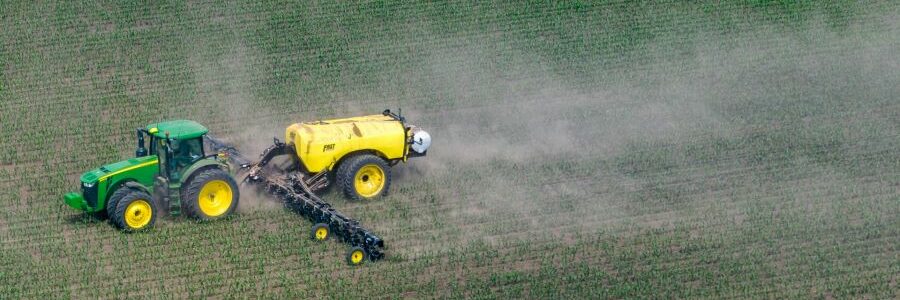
286,114,407,173
246,109,431,203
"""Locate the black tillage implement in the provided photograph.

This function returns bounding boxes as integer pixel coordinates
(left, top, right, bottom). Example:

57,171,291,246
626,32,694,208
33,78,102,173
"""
205,136,385,262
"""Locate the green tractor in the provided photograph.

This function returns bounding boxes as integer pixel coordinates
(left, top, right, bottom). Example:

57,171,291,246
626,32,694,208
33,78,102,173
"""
63,120,240,231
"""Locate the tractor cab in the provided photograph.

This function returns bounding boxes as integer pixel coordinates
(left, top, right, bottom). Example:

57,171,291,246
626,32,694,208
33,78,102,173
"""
138,120,210,181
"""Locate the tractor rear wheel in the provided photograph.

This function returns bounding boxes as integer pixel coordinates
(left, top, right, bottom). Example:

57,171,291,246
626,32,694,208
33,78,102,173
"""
337,154,391,201
346,246,367,265
182,168,239,221
112,190,157,232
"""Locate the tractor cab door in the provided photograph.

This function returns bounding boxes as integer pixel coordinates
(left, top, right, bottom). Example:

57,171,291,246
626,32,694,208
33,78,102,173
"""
151,136,203,216
154,137,173,180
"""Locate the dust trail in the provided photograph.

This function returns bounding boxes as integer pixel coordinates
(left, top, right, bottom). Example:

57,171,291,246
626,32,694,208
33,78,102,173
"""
389,10,900,251
186,36,288,212
392,48,730,233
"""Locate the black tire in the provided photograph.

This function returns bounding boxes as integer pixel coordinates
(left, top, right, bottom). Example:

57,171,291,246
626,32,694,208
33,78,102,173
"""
310,223,330,241
112,190,157,232
337,154,391,201
346,246,367,265
182,168,240,221
334,158,354,193
106,187,135,220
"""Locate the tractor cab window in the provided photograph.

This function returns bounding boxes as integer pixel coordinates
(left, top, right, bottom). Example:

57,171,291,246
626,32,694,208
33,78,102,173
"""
149,136,158,156
171,138,205,169
156,137,169,178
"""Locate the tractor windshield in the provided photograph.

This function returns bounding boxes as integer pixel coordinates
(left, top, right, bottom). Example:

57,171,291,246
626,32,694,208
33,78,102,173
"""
171,138,205,169
151,136,204,180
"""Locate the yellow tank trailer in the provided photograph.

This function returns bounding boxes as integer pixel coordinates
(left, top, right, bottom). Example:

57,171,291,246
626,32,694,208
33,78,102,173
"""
243,109,431,202
285,114,408,173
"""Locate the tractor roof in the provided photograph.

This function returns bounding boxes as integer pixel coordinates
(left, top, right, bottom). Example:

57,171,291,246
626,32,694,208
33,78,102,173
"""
145,120,209,140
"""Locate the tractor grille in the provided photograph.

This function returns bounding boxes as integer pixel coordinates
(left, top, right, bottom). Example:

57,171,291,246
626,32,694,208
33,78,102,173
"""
82,183,98,208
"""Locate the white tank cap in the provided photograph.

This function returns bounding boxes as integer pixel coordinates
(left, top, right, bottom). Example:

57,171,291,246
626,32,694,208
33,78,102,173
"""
411,128,431,154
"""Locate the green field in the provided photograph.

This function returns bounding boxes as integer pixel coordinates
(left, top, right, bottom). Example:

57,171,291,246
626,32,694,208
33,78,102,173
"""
1,1,898,298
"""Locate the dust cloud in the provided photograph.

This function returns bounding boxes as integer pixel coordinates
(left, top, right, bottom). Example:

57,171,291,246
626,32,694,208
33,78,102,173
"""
391,48,730,239
186,39,288,213
392,10,900,247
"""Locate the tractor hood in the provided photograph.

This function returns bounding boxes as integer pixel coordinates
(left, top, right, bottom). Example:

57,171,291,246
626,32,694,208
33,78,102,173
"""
80,155,159,185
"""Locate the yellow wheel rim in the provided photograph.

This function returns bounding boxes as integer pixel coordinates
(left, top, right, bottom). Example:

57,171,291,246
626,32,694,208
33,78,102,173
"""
198,180,233,217
354,164,385,198
315,227,328,240
124,200,152,229
350,249,365,264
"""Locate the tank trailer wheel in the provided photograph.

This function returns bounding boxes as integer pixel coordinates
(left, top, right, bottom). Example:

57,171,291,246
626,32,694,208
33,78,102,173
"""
112,190,157,232
338,154,391,201
311,223,330,241
183,168,240,221
346,246,367,266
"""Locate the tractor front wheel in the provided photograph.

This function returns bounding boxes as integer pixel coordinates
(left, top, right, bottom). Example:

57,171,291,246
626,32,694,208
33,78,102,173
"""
106,187,135,220
182,168,240,221
112,190,157,232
